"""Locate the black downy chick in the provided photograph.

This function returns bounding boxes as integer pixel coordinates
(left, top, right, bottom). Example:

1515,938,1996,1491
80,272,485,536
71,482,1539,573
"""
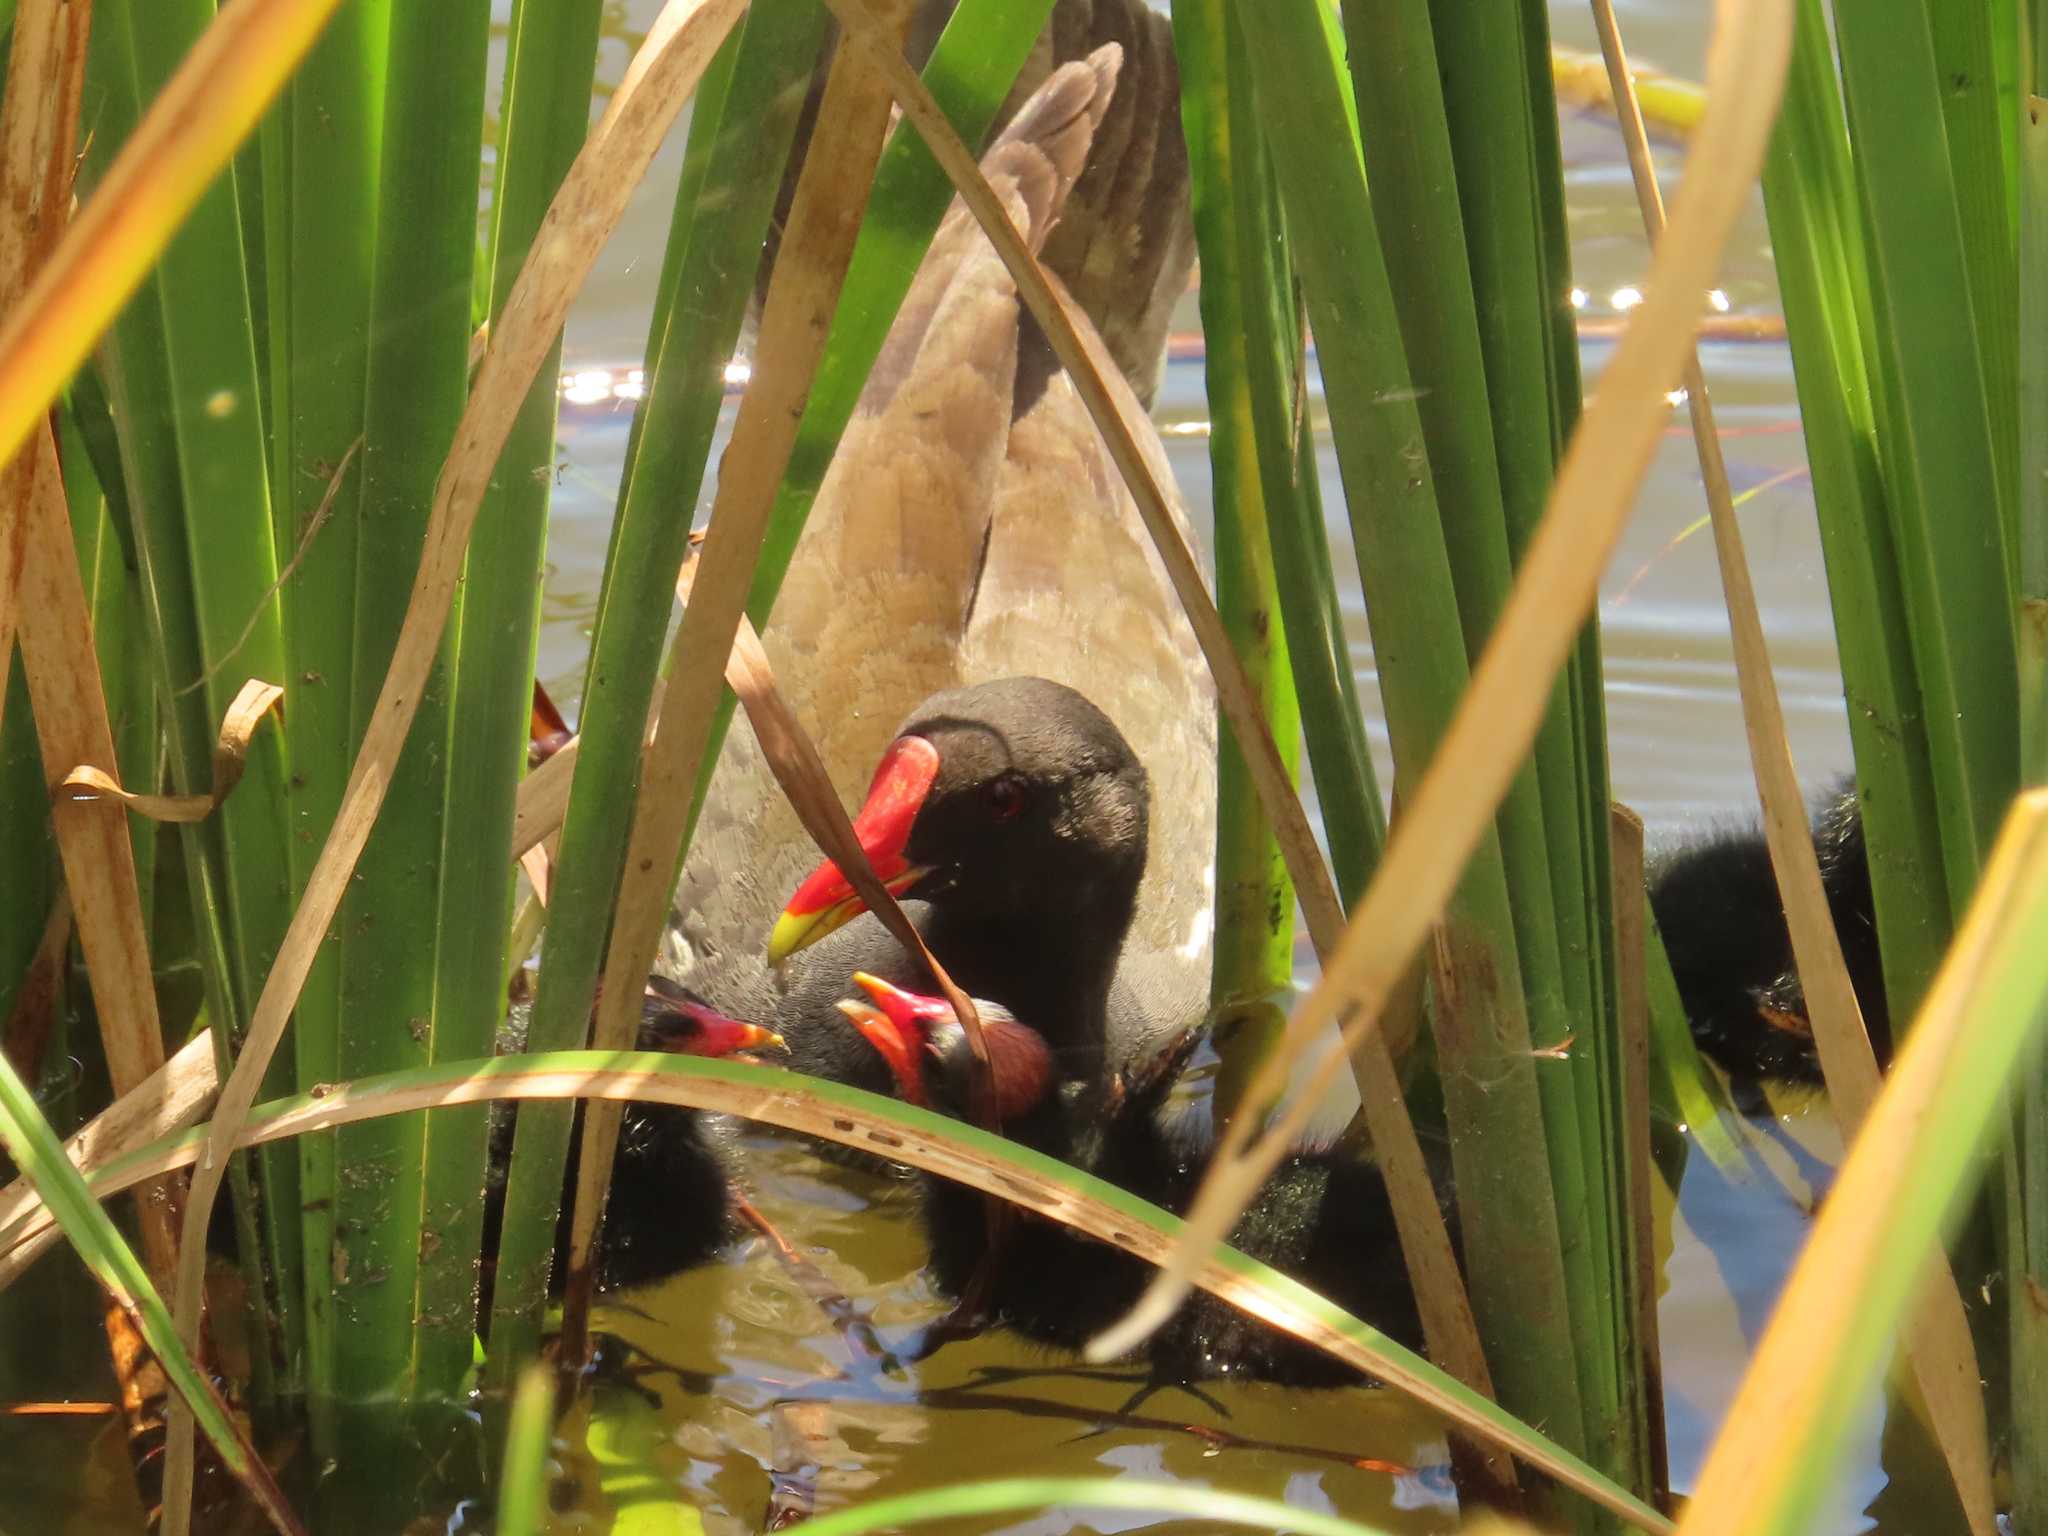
483,981,782,1301
1648,780,1888,1090
841,974,1452,1389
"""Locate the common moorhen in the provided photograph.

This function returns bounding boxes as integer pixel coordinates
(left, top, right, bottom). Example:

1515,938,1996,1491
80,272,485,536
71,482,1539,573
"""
670,41,1216,1062
1648,780,1887,1088
839,973,1445,1387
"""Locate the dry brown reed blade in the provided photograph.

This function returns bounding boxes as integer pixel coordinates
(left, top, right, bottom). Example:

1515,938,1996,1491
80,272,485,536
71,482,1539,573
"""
1609,804,1670,1508
1,888,71,1080
559,0,918,1368
811,0,1502,1432
1587,1,1994,1524
57,679,283,823
158,1,751,1522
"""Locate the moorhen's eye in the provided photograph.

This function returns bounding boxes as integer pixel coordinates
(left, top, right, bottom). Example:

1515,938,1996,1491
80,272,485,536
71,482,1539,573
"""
983,773,1028,823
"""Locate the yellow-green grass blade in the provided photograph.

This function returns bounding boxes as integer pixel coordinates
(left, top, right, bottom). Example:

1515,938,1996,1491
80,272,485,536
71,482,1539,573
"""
24,1050,1668,1534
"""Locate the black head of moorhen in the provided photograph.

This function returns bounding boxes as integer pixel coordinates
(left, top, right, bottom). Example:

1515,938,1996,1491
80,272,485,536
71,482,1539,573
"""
840,973,1445,1388
764,676,1151,1080
1648,779,1888,1096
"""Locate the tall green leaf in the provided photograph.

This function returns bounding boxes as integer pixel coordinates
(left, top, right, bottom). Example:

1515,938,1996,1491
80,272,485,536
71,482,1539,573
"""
324,0,492,1460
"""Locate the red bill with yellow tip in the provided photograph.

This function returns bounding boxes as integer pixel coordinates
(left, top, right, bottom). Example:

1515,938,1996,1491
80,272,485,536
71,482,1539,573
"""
768,735,940,966
641,994,785,1057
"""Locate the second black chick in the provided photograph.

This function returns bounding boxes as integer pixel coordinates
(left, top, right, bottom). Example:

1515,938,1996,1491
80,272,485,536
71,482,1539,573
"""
840,973,1453,1388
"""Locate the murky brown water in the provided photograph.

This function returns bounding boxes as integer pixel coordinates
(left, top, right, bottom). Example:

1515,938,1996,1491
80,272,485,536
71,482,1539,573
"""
0,3,1895,1532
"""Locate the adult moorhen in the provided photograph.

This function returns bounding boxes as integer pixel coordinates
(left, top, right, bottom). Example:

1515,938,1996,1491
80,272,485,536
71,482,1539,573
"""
839,972,1444,1387
670,36,1216,1067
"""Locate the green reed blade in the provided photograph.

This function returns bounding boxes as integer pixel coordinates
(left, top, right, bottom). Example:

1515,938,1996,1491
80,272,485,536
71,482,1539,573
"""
82,0,302,1404
1237,0,1592,1479
483,0,826,1390
1338,0,1589,1166
258,0,390,1435
410,0,607,1411
1834,0,2019,900
1270,407,1384,911
323,0,491,1451
1927,0,2020,566
1760,0,1952,1020
1173,0,1301,1100
2006,29,2048,1529
1358,0,1640,1500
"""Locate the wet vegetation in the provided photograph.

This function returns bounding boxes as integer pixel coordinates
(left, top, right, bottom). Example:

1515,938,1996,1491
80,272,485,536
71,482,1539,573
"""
0,0,2042,1533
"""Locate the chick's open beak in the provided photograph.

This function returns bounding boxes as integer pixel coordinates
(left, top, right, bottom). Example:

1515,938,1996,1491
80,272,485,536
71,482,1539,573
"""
834,998,927,1105
768,735,940,966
